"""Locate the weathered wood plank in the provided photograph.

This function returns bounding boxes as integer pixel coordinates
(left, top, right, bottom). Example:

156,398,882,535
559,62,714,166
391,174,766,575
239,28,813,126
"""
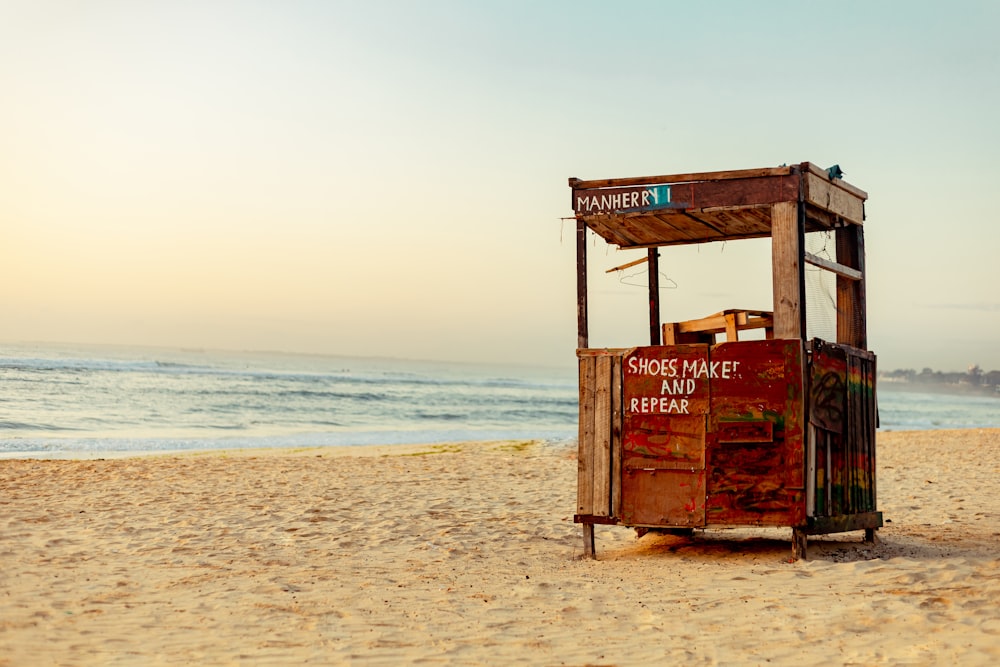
695,207,772,239
583,210,772,249
804,511,883,535
662,322,680,346
815,429,829,516
582,523,595,558
593,355,613,516
724,312,738,342
605,255,648,273
673,309,773,336
771,200,803,340
576,220,589,349
804,251,863,281
576,176,798,221
620,211,713,244
848,353,859,513
836,225,867,349
584,215,654,247
577,347,631,357
577,357,596,515
868,354,878,509
792,528,808,561
802,162,869,200
648,248,661,346
803,171,865,225
611,354,623,519
622,468,707,527
806,424,817,517
569,166,794,190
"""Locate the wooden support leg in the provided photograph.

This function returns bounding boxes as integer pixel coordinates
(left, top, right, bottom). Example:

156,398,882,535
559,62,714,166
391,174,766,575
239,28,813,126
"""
582,523,596,559
864,527,878,544
792,528,808,561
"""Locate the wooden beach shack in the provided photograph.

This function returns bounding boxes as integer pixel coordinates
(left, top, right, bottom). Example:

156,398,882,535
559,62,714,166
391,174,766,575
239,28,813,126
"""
570,162,882,560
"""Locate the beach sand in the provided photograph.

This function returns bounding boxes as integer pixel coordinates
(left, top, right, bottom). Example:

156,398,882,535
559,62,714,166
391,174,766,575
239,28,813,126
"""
1,430,999,666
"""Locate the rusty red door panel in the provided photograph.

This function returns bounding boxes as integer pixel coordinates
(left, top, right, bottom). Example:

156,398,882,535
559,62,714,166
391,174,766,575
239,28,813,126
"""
622,346,709,527
621,468,706,527
620,341,807,529
706,340,806,527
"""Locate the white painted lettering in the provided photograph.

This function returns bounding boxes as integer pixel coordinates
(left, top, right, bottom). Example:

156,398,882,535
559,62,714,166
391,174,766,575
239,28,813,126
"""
628,395,693,415
659,378,696,395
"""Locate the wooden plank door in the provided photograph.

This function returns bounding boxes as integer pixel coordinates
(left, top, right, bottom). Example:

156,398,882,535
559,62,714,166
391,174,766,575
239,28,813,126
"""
705,339,807,527
620,345,710,527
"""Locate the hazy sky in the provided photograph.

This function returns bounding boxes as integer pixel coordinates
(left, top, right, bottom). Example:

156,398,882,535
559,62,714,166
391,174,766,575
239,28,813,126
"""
2,1,998,371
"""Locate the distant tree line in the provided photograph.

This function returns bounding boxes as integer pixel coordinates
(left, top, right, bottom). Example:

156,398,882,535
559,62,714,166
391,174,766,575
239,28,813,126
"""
880,365,1000,394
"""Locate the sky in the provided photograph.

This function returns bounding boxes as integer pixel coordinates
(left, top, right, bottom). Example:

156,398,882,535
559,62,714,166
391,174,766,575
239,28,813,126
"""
2,0,998,371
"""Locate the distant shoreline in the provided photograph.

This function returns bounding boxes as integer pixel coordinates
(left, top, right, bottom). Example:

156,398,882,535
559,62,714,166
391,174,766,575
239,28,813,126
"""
878,380,999,399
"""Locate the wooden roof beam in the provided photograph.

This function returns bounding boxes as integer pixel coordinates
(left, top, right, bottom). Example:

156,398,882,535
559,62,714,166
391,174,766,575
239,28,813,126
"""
569,165,794,190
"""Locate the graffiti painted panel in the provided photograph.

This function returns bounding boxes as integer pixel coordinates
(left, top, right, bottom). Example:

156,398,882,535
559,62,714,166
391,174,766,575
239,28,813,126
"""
808,340,878,517
623,414,705,470
810,341,847,434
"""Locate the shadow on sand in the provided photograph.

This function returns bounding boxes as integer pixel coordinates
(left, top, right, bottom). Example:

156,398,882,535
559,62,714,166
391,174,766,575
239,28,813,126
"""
592,526,947,564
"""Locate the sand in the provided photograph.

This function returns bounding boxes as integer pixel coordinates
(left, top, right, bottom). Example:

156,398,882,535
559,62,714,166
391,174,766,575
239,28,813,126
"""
1,430,999,666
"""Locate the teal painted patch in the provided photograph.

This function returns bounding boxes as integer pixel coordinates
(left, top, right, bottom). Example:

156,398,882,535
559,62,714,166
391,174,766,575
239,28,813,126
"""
646,184,671,207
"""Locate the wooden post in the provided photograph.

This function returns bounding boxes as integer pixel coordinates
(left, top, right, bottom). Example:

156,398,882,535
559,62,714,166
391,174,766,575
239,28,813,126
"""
576,220,589,349
648,248,661,345
836,225,867,349
724,311,738,342
582,524,596,558
576,218,594,557
792,528,808,561
771,201,804,339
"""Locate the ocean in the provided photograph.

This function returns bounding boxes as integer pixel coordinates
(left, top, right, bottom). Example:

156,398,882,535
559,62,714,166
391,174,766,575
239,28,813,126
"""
0,343,578,458
1,343,997,458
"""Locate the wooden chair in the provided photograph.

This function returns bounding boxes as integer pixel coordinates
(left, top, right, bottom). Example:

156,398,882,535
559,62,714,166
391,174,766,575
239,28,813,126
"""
662,309,774,345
